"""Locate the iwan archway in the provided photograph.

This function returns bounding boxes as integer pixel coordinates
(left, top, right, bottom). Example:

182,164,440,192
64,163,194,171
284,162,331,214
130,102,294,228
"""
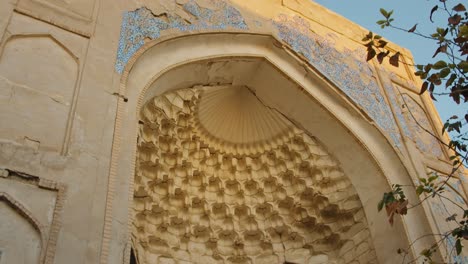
102,33,437,264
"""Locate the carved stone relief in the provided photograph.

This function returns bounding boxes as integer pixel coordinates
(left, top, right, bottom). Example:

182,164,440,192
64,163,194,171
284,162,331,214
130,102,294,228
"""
133,86,378,263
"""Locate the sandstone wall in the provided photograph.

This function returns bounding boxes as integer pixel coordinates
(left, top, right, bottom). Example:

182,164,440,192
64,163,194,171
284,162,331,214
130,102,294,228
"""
0,0,464,263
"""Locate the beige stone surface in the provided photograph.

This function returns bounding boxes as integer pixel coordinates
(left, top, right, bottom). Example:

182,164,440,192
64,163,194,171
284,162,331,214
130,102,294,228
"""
0,0,465,263
16,0,97,36
0,200,41,263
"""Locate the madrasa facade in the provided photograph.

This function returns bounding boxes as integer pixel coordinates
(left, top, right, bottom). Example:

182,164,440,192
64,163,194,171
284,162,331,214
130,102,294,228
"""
0,0,466,263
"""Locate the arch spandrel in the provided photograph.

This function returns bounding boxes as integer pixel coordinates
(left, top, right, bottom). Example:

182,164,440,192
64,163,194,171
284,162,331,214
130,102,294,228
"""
105,33,439,264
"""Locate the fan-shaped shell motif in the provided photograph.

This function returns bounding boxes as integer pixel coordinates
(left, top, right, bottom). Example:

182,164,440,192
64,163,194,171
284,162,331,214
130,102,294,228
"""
194,86,294,155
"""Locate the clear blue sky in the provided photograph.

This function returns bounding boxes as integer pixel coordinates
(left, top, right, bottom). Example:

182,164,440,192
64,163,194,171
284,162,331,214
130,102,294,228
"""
314,0,467,124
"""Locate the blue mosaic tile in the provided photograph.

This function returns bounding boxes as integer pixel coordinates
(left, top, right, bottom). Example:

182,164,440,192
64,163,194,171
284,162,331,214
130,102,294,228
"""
401,93,444,158
430,179,468,263
380,75,412,139
115,5,409,151
273,14,403,149
427,170,468,262
446,236,468,263
115,0,248,73
381,74,443,157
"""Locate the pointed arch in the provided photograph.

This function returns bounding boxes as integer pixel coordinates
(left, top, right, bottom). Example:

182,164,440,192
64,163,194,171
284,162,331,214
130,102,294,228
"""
0,192,46,263
101,33,438,264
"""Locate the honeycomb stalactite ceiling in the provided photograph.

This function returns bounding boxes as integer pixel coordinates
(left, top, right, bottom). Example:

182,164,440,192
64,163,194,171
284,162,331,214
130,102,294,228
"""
143,85,297,156
135,86,378,263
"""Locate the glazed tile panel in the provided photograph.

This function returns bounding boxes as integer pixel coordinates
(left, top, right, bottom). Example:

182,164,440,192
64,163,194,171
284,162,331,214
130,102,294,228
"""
400,93,444,158
272,15,403,150
114,0,429,153
115,0,248,73
427,170,468,262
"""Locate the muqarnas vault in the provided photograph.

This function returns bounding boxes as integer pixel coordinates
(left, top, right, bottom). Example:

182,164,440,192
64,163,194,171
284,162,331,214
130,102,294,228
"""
0,0,466,264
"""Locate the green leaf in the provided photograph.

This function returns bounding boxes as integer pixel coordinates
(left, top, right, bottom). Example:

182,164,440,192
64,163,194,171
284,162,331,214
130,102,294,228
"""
439,68,450,78
436,27,445,35
377,200,384,211
460,25,468,36
458,61,468,72
428,175,438,182
421,248,433,259
380,8,389,18
416,185,424,195
456,239,462,255
446,74,457,88
425,64,433,72
376,20,386,25
433,60,447,69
